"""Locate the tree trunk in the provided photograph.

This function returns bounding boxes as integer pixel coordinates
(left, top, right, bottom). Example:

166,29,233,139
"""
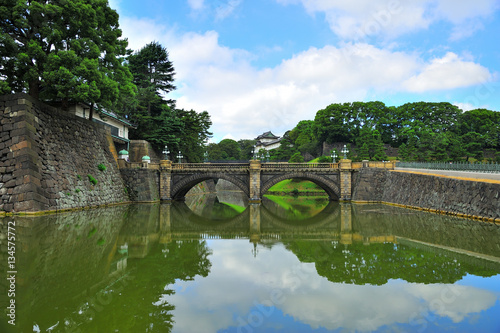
28,80,39,99
89,104,94,121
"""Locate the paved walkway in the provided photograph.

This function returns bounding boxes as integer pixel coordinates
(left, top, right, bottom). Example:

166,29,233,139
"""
394,168,500,182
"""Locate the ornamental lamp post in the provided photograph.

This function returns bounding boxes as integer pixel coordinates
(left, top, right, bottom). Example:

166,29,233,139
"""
341,145,349,160
162,146,170,160
177,151,183,163
331,151,337,163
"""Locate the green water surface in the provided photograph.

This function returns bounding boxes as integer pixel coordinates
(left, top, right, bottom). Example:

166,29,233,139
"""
1,195,499,333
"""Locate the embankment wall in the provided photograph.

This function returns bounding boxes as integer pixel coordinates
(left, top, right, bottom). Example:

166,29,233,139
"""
120,169,159,202
352,168,500,220
0,93,129,213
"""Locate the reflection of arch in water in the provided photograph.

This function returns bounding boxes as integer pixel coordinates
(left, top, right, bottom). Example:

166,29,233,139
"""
260,198,341,232
171,173,249,200
260,173,340,200
170,201,250,235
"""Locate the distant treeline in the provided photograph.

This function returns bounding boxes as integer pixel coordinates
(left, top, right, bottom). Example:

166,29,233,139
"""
208,101,500,163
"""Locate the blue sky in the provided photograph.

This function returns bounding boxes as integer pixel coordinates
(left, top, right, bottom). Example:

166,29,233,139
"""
109,0,500,142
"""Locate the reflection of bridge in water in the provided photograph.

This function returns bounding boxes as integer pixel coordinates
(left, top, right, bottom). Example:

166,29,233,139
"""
118,202,500,272
156,202,395,246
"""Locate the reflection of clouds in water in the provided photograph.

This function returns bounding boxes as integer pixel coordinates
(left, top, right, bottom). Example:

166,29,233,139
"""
164,240,499,333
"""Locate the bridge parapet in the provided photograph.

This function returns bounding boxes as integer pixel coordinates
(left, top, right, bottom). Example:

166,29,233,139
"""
262,162,338,170
172,163,249,171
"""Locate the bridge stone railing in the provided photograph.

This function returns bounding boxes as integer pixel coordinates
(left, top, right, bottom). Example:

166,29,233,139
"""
261,162,338,170
172,163,249,171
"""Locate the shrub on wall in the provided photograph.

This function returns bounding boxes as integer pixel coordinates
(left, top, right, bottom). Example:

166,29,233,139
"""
88,174,98,185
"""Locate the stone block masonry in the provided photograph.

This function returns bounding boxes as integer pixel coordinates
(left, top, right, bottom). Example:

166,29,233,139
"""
120,169,160,202
352,168,500,221
0,93,129,213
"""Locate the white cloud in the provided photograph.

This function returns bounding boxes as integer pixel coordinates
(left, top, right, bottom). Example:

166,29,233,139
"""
402,52,493,92
276,0,499,40
435,0,499,23
120,16,174,52
215,0,242,20
187,0,204,10
453,102,495,112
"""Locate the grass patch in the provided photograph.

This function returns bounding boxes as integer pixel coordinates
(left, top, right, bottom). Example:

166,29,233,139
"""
268,179,325,193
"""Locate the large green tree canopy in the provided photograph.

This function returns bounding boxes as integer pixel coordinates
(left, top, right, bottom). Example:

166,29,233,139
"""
0,0,135,111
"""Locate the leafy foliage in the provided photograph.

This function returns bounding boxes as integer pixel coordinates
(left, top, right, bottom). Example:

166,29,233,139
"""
0,0,136,113
207,139,240,161
289,152,304,163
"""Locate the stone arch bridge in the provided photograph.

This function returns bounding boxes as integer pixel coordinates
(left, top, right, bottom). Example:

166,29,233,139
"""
159,160,395,203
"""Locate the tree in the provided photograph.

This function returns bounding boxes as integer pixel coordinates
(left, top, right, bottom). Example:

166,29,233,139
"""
207,143,224,160
128,41,176,115
177,109,212,163
0,0,135,113
217,139,241,160
238,140,256,160
462,132,484,161
458,109,500,149
272,131,297,161
314,101,390,145
356,127,387,161
289,152,304,163
125,41,211,162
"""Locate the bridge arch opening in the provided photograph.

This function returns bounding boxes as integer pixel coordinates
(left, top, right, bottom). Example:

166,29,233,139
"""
171,173,250,201
260,174,340,201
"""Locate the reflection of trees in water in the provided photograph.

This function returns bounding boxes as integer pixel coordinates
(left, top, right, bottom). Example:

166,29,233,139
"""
262,196,330,220
284,241,499,286
76,240,212,332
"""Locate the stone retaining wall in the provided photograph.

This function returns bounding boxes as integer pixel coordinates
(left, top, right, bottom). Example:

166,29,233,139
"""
352,168,500,220
120,169,159,202
0,93,129,213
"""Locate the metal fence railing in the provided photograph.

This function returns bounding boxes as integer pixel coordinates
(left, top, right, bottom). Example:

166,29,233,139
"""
396,161,500,173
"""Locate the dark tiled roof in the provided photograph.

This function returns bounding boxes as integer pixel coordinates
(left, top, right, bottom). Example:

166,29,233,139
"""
255,131,279,140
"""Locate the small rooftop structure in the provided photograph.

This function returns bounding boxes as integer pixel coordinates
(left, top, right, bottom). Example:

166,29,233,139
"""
69,104,136,154
254,131,281,151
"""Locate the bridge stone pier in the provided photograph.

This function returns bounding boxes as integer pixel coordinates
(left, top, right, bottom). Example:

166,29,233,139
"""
158,159,395,203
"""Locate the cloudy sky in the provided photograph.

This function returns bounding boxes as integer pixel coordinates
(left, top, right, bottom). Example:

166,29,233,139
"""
109,0,500,142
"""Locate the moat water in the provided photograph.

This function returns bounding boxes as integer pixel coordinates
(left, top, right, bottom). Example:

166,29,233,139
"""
1,193,500,333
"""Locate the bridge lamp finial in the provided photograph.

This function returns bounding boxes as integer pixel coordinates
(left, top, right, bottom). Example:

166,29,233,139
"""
331,151,337,163
177,151,183,163
163,146,170,160
341,145,349,159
